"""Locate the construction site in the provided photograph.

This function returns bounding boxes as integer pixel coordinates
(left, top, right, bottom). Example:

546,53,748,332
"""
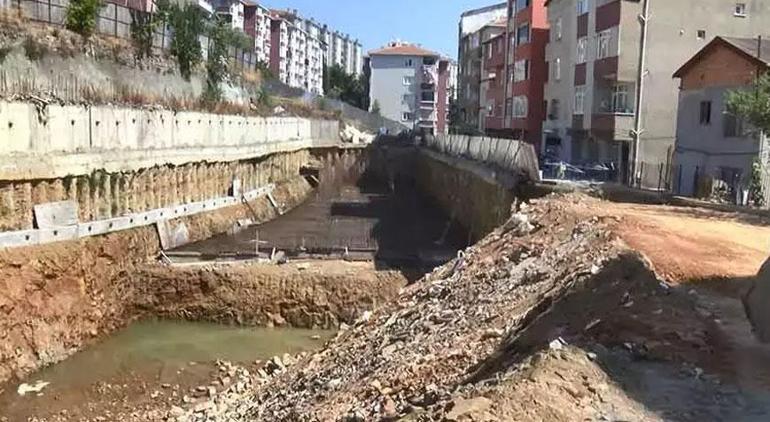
4,6,770,422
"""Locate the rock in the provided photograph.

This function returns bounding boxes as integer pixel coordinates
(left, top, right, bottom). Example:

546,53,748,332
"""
207,386,216,397
548,337,567,350
169,406,185,417
445,397,493,421
382,396,398,417
17,380,50,396
481,328,504,340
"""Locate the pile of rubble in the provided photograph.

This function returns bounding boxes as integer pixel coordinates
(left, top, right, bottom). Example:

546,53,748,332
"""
159,193,768,421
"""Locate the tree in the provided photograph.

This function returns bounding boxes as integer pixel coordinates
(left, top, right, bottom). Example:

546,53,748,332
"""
323,64,369,110
726,73,770,134
166,3,205,80
203,17,244,102
65,0,103,38
726,73,770,206
371,100,381,115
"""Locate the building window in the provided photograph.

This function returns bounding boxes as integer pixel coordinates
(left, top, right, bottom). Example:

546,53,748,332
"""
505,98,513,118
513,96,528,118
597,30,612,59
700,101,712,125
612,85,630,113
735,3,747,16
517,24,530,45
402,112,413,122
403,76,414,85
516,0,530,12
724,112,746,137
405,59,413,67
403,94,413,104
577,0,588,15
487,102,495,117
697,30,707,40
549,99,560,120
574,86,586,115
576,37,587,63
553,58,561,80
554,18,563,41
487,44,493,59
514,60,529,82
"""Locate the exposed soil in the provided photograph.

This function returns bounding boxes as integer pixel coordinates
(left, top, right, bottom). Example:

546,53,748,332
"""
150,193,770,422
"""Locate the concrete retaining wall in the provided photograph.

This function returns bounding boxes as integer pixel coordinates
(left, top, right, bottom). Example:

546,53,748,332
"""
0,101,339,179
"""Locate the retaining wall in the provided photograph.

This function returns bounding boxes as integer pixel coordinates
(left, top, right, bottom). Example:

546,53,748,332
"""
0,101,342,242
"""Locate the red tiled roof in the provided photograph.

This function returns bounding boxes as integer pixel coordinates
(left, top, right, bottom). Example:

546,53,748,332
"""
368,44,439,57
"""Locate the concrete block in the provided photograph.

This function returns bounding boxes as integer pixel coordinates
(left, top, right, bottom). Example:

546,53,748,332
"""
38,226,79,243
33,200,79,228
0,229,39,248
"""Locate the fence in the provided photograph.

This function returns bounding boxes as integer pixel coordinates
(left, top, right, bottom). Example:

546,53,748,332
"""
2,0,262,71
424,134,540,182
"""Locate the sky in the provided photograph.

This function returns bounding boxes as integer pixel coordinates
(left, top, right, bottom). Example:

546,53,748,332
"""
264,0,504,59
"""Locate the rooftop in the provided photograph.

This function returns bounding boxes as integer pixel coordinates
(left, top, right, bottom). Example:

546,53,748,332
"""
369,42,440,57
673,36,770,78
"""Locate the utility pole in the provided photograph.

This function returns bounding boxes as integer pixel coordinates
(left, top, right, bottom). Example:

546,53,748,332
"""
631,0,650,187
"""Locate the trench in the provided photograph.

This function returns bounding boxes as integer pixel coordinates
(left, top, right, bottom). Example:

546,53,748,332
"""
0,144,516,421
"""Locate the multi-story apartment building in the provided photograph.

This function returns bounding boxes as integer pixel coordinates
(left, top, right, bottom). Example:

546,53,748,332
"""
213,0,245,31
369,42,453,135
458,3,508,131
268,12,324,94
242,1,271,65
543,0,770,183
480,32,507,134
274,9,364,77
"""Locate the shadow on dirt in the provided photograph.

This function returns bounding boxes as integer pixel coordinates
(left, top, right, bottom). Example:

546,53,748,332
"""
463,253,770,420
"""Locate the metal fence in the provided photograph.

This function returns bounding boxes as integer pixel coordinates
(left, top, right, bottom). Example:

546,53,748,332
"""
2,0,262,71
425,134,541,182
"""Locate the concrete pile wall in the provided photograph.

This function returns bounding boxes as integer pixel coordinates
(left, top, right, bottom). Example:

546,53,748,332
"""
0,101,341,244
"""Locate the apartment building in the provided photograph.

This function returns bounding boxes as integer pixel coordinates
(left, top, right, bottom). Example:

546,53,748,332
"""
242,1,271,65
369,42,453,135
458,3,508,131
542,0,770,182
275,9,364,76
268,12,324,94
480,33,507,134
506,0,548,147
213,0,245,31
672,36,770,200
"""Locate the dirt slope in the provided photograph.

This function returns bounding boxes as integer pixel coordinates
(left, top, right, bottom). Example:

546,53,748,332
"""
169,193,770,421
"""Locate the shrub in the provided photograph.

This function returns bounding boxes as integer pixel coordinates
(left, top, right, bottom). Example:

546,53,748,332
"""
65,0,103,38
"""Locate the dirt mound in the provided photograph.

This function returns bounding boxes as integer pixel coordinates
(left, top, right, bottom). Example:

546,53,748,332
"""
165,193,769,421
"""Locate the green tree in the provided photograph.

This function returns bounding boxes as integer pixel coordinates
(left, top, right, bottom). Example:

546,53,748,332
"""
323,64,369,110
166,3,204,80
65,0,103,38
202,17,254,102
726,73,770,134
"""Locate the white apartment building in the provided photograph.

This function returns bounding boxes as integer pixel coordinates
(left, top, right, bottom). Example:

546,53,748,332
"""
269,13,324,95
276,9,364,77
252,3,271,65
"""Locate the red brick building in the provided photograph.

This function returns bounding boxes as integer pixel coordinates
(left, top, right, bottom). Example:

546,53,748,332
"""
476,0,548,149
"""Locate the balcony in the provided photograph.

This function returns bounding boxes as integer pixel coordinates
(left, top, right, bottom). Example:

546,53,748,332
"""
594,82,635,116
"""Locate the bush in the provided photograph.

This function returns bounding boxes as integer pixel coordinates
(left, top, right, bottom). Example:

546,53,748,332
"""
65,0,103,38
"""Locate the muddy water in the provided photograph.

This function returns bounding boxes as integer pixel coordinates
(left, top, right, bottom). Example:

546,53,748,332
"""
0,320,333,420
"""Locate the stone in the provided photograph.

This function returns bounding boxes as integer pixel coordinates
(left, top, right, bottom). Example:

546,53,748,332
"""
169,406,185,417
445,397,493,421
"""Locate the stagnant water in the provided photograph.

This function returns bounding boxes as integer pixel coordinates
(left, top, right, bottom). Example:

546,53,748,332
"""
0,320,334,420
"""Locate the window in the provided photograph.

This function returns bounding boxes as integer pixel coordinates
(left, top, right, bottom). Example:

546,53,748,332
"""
577,0,588,15
700,101,712,125
553,58,561,80
402,94,413,104
574,86,586,115
549,99,561,120
402,112,413,122
423,57,436,65
517,24,530,45
554,18,563,41
697,30,707,40
576,37,587,63
487,45,493,59
724,112,746,137
612,85,630,113
487,102,495,117
403,76,414,85
514,60,530,82
735,3,747,16
513,96,528,118
516,0,530,12
405,59,413,67
597,30,612,59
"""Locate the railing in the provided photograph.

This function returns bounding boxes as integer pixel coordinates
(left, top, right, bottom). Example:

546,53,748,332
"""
424,134,540,182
